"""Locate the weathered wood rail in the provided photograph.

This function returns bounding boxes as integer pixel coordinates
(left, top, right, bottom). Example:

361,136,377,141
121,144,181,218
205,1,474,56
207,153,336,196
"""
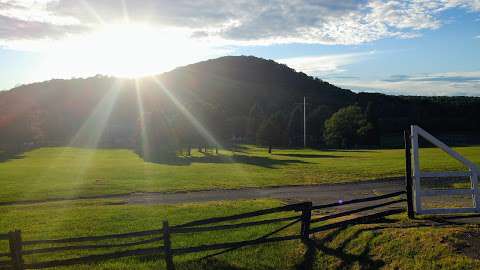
1,191,405,270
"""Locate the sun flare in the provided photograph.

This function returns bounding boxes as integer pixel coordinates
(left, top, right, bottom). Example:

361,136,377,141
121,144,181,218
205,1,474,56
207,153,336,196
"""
37,23,218,79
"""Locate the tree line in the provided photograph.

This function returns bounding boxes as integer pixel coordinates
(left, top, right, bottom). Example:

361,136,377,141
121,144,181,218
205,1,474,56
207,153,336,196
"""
1,56,480,161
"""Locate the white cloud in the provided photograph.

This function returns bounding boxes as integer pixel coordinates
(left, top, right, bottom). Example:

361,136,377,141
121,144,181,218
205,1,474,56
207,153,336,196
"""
1,0,480,49
0,0,88,42
332,71,480,96
277,51,375,76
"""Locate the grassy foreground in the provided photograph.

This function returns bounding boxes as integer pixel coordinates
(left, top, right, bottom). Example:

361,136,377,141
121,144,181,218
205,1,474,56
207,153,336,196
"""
1,199,479,269
1,145,480,203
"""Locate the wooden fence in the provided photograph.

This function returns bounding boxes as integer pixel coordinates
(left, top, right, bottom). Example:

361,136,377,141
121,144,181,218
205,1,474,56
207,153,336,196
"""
0,191,405,270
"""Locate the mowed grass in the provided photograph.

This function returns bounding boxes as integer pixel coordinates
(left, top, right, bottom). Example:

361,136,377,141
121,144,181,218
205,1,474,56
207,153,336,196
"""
1,145,479,203
1,199,479,269
0,199,303,269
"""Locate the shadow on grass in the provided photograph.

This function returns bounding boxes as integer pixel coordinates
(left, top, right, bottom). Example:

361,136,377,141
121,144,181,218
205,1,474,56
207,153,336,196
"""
421,213,480,226
146,153,309,169
275,153,346,159
0,150,25,162
325,149,379,153
176,257,271,270
298,217,403,270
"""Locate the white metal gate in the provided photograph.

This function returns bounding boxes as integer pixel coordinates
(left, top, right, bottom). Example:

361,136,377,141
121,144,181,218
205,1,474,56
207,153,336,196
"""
411,125,480,215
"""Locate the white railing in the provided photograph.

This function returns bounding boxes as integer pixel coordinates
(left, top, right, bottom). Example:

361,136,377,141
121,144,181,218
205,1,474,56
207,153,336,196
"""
411,125,480,215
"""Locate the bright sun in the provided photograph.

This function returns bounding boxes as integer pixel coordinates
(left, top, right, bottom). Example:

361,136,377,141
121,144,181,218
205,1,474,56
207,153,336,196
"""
38,23,217,79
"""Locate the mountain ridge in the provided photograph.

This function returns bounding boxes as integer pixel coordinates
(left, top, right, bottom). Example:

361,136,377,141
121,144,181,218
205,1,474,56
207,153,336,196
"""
1,55,479,150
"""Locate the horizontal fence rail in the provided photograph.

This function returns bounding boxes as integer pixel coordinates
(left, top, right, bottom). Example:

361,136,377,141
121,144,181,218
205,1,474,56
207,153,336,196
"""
310,199,406,223
410,125,480,215
311,190,405,210
173,235,301,255
2,192,406,270
174,202,306,228
309,209,405,234
171,215,302,234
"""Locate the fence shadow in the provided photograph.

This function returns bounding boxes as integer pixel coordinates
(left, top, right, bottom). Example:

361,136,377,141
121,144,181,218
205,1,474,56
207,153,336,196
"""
303,226,386,270
2,192,407,270
177,257,268,270
296,240,317,270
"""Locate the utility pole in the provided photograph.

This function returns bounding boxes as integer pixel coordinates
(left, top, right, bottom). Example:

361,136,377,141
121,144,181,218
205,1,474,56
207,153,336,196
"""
303,96,306,148
294,96,309,148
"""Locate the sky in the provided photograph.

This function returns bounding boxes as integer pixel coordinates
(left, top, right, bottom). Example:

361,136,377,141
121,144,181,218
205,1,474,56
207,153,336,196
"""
0,0,479,96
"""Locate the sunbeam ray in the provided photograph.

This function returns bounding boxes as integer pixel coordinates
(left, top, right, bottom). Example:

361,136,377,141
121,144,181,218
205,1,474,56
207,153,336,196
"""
68,81,122,148
14,80,124,205
80,0,105,25
151,76,221,149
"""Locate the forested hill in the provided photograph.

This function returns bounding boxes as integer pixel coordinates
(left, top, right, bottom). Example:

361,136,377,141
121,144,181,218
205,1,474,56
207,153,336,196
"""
1,55,479,151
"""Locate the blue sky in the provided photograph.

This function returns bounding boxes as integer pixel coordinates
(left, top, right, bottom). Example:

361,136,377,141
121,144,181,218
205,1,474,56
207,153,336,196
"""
0,0,479,96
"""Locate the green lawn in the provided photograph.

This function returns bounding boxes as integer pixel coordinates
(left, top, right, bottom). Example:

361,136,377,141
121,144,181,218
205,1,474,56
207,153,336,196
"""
1,145,479,203
1,199,478,269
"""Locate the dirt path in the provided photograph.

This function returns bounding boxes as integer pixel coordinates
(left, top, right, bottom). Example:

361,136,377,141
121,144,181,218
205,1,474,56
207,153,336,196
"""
1,177,405,207
126,177,405,205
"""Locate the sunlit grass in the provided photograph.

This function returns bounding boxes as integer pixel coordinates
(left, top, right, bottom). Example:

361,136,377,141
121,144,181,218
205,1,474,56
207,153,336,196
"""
0,199,304,270
0,199,479,269
1,145,480,203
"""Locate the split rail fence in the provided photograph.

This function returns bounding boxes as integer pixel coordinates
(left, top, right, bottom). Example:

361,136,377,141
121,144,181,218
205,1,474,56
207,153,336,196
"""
0,191,405,270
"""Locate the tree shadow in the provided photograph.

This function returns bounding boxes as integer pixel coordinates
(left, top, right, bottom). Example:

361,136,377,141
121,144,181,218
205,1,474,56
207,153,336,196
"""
325,149,379,153
275,153,346,158
146,153,309,169
227,145,250,154
0,150,25,163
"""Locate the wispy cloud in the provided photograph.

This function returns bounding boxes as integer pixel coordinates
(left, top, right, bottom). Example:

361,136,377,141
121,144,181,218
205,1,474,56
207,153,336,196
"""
277,51,375,76
332,71,480,96
1,0,480,49
383,72,480,83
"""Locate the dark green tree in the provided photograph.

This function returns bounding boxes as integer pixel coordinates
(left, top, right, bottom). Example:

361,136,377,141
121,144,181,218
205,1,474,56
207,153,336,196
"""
307,105,334,146
256,112,287,152
136,109,178,161
323,105,373,148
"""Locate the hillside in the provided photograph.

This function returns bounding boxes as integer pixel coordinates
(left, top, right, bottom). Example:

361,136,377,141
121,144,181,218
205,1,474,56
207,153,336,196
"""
0,56,479,152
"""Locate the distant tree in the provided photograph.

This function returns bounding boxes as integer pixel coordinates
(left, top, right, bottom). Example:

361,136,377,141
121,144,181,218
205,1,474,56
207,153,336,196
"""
306,105,334,146
247,102,265,143
256,112,287,152
323,105,373,148
286,105,303,146
136,109,178,161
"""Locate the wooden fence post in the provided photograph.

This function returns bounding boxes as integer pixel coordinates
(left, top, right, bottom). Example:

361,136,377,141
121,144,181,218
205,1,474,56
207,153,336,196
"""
300,202,312,241
8,230,23,270
162,221,175,270
404,129,415,219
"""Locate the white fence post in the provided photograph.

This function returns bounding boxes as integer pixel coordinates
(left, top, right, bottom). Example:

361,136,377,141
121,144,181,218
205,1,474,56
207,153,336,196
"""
471,169,480,211
411,125,422,213
410,125,480,215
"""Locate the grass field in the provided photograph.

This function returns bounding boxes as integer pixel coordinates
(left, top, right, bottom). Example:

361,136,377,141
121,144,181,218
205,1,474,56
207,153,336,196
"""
1,145,479,203
1,198,479,269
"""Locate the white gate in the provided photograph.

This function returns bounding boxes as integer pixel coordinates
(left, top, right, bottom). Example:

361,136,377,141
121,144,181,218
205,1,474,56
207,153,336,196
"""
411,125,480,215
